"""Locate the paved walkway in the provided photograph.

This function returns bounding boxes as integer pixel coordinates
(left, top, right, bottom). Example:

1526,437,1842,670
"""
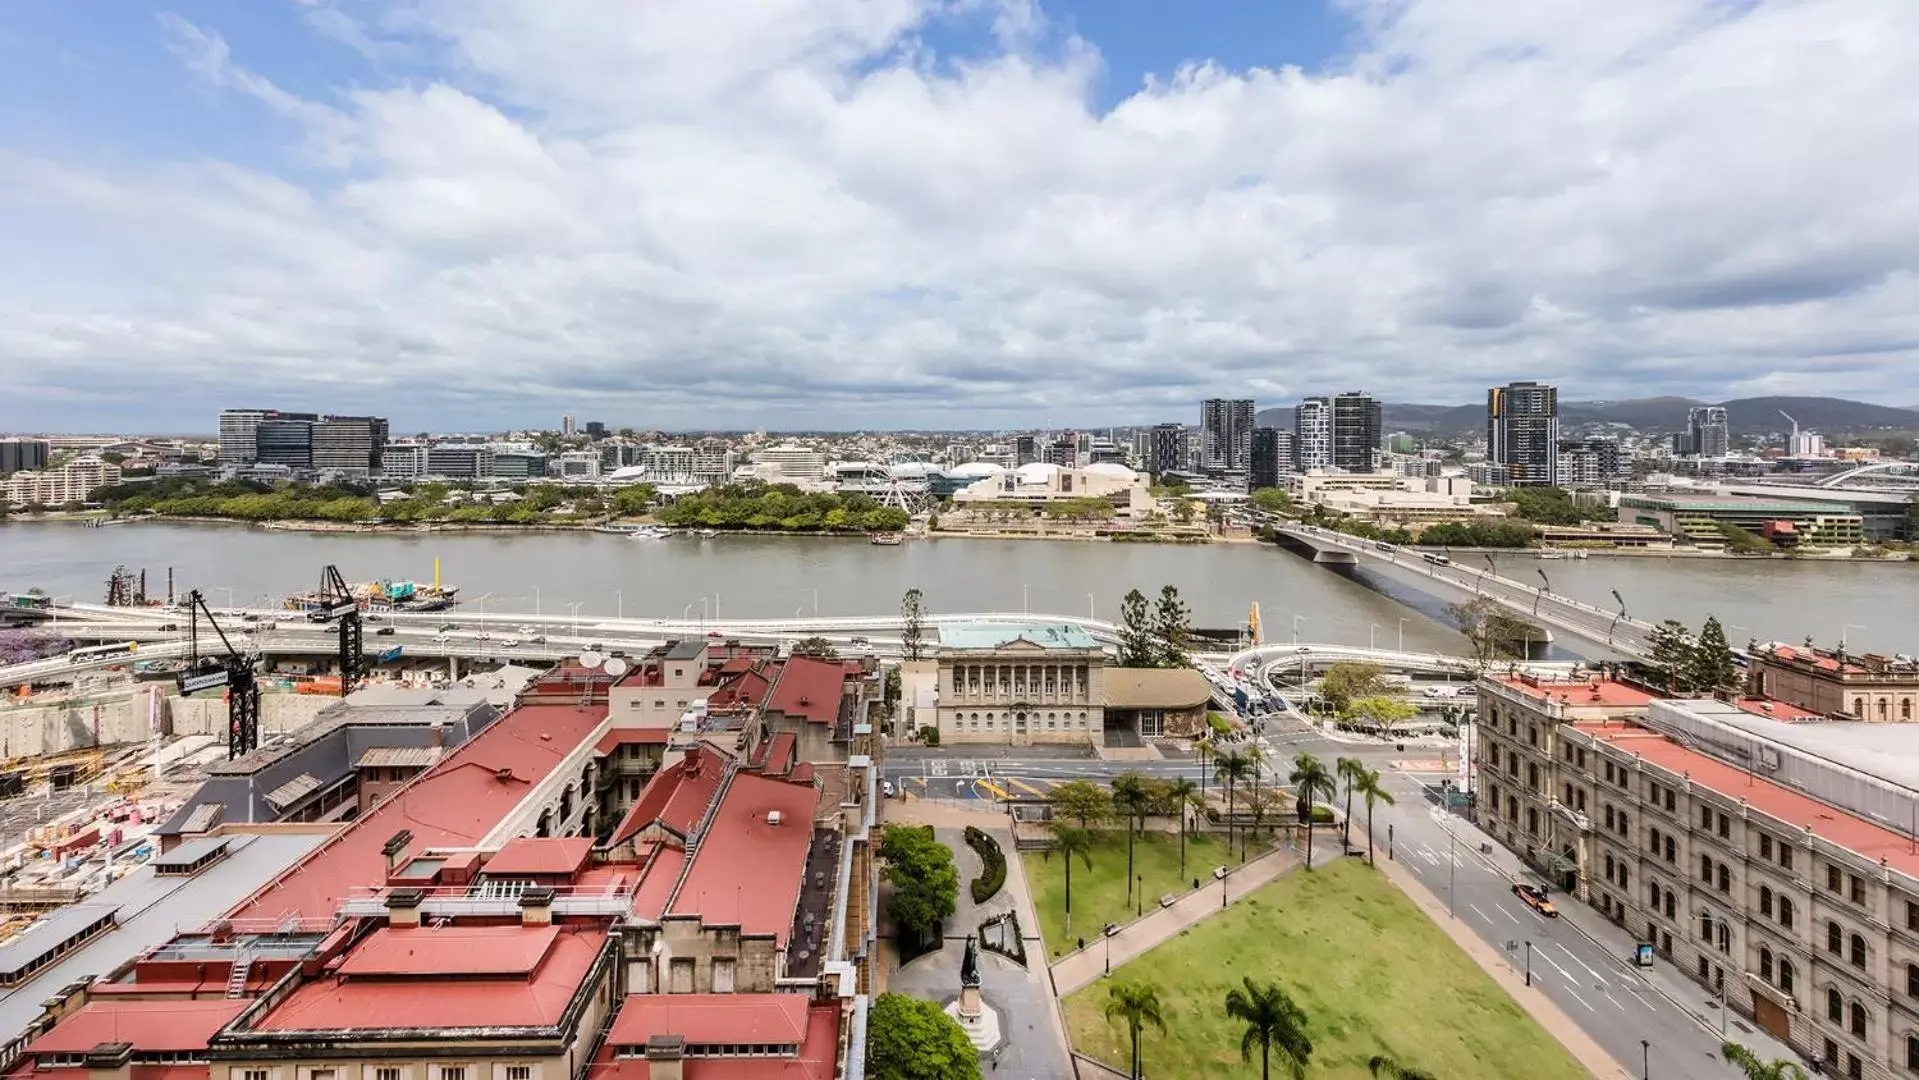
881,802,1073,1079
1374,853,1632,1080
1049,842,1304,996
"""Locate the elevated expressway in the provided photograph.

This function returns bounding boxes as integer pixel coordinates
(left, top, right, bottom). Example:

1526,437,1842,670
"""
1271,524,1655,657
0,607,1127,688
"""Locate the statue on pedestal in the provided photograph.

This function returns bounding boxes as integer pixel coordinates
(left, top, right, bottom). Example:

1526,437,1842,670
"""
957,936,983,1019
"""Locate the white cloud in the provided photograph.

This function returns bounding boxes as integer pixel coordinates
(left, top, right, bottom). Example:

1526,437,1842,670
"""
8,0,1919,429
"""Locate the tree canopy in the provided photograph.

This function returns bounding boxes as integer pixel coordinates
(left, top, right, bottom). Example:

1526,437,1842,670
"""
866,993,982,1080
1318,662,1387,714
1501,486,1588,526
1050,779,1114,827
879,825,958,935
656,481,910,533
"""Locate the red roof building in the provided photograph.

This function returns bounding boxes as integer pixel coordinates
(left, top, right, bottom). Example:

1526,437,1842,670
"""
226,699,610,925
596,995,839,1080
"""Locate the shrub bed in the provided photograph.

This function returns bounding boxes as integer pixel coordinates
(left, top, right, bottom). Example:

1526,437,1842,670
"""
964,826,1006,904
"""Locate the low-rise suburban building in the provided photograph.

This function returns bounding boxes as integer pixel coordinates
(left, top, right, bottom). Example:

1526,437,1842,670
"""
3,457,121,506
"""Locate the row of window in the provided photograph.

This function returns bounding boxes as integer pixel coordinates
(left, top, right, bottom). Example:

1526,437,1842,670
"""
1825,920,1870,970
242,1069,532,1080
953,712,1090,731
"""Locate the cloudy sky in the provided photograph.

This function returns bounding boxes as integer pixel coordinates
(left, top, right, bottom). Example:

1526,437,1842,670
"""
3,0,1916,433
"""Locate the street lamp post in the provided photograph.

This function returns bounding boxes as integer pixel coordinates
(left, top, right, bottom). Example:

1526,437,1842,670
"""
1088,593,1096,621
1608,588,1627,645
1535,568,1550,616
1136,875,1143,918
1448,829,1457,918
1291,615,1305,645
1104,930,1111,976
1524,940,1532,986
1369,623,1378,651
1022,583,1029,614
1397,617,1407,654
534,585,541,618
614,590,622,620
1640,1039,1649,1079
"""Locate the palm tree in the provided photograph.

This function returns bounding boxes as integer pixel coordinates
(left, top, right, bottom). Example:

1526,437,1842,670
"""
1215,749,1253,862
1288,752,1337,870
1103,980,1167,1080
1241,744,1268,861
1368,1054,1439,1080
1196,732,1214,803
1354,768,1396,865
1167,776,1199,879
1112,771,1150,905
1719,1042,1811,1080
1336,756,1366,847
1224,976,1313,1080
1054,826,1095,939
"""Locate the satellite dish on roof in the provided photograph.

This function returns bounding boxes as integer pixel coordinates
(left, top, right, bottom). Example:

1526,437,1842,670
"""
579,651,605,669
603,657,629,678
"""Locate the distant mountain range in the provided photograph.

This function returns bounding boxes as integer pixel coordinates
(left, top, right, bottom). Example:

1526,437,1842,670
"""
1251,396,1919,436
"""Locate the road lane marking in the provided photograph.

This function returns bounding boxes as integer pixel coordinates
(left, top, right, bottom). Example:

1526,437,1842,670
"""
1602,991,1627,1012
1003,778,1052,797
1552,942,1609,987
975,779,1012,800
1467,903,1495,927
1562,987,1595,1012
1492,904,1522,925
1535,950,1576,983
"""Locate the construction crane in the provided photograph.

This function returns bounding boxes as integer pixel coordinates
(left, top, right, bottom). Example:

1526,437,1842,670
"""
174,589,261,759
305,565,367,696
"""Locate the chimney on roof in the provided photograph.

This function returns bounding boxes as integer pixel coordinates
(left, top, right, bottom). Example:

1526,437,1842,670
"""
645,1034,685,1080
520,885,557,926
385,887,425,928
83,1041,132,1080
382,829,414,876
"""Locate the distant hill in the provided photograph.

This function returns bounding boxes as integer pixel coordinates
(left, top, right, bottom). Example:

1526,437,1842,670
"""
1256,396,1917,436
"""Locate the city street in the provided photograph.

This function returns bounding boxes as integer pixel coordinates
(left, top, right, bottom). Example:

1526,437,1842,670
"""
888,717,1799,1079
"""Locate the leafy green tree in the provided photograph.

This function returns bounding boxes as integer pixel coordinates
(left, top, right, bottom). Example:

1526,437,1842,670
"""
1337,756,1365,847
1289,752,1337,869
1111,771,1151,905
1319,661,1386,714
1368,1054,1439,1080
1052,825,1095,938
1049,779,1113,828
1355,768,1395,865
1117,589,1156,666
1171,498,1197,524
900,587,926,661
790,636,839,658
1250,487,1294,515
866,992,982,1080
1446,597,1540,668
1647,619,1696,693
1502,486,1587,525
1239,744,1268,861
609,484,657,516
1347,696,1419,731
1224,977,1314,1080
1152,584,1192,668
879,825,958,936
1689,616,1740,695
1718,1042,1810,1080
1103,981,1167,1080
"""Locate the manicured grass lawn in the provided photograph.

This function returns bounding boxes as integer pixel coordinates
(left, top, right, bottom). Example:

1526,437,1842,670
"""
1062,859,1590,1080
1023,829,1268,958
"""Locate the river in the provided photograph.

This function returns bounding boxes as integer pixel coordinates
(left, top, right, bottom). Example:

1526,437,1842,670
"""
0,522,1912,656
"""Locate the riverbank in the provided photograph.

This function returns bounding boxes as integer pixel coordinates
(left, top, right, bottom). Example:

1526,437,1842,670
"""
1432,544,1914,562
7,512,1223,545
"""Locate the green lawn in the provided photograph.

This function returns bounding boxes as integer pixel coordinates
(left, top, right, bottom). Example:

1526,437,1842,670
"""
1023,829,1268,958
1062,859,1590,1080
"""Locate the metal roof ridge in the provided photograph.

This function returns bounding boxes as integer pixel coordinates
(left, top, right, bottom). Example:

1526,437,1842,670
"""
664,759,741,910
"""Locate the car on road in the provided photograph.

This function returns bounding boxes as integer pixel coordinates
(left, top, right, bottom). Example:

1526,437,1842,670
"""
1512,880,1558,917
375,626,397,636
530,635,546,644
438,623,458,632
851,635,870,646
881,780,895,798
157,623,177,631
502,638,522,648
433,633,451,644
517,625,536,635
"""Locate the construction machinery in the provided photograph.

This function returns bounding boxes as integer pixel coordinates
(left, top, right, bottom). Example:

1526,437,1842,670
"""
174,590,260,759
304,565,367,696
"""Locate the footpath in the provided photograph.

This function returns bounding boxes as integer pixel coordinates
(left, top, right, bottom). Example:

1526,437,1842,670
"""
1049,843,1303,996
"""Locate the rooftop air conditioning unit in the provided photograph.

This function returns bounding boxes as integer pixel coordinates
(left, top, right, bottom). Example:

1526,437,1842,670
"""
767,810,784,827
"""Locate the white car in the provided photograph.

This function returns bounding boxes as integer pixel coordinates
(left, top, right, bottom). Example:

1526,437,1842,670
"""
433,634,451,644
517,625,536,635
502,638,522,648
881,780,896,798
